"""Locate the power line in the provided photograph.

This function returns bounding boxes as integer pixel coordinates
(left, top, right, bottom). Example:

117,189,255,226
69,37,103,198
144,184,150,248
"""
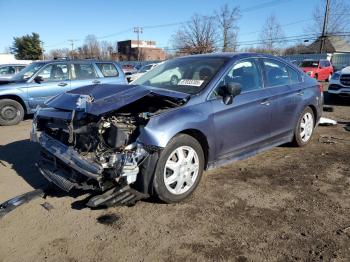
43,0,295,48
241,0,291,13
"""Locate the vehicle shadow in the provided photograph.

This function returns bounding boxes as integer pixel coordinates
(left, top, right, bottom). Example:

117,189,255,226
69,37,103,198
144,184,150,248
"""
0,139,84,200
323,91,350,106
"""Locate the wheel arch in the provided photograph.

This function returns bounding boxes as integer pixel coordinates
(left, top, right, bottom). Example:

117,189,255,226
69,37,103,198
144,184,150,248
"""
178,129,209,170
307,104,318,126
0,94,28,114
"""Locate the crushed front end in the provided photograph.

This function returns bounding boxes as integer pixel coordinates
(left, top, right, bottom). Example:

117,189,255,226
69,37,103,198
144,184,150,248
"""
30,85,189,207
31,110,150,206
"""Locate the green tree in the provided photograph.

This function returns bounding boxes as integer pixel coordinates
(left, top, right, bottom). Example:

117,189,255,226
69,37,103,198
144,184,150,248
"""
11,33,43,60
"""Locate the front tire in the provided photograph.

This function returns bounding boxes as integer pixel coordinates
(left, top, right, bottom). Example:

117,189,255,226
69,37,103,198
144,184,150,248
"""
153,134,204,203
292,107,314,147
0,99,24,126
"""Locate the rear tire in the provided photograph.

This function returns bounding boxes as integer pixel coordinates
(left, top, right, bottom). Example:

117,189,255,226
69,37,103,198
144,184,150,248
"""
292,107,314,147
0,99,24,126
153,134,204,203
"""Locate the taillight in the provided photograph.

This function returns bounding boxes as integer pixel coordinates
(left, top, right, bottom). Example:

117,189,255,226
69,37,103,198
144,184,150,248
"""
318,84,323,93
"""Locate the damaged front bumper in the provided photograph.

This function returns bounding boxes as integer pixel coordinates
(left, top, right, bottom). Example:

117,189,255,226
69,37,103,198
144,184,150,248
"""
31,126,148,194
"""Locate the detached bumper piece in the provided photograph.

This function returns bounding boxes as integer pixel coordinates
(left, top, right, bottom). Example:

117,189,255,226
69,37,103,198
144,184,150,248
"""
87,185,148,208
0,189,44,218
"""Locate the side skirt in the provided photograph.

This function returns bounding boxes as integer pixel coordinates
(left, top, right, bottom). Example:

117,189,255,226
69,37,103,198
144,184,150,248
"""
207,133,293,170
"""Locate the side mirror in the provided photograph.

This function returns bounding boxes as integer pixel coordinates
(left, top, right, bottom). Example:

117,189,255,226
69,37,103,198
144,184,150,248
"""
34,75,44,84
219,82,242,105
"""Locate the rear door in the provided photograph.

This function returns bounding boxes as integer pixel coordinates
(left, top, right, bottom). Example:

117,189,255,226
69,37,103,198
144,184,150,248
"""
95,63,126,84
210,58,273,159
69,62,101,90
261,58,301,139
27,62,70,109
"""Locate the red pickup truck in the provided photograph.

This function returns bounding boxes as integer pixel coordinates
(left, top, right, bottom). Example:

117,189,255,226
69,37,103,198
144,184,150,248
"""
300,59,333,81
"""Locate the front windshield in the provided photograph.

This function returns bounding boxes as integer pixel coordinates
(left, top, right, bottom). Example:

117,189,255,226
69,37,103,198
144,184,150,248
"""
12,62,45,81
300,61,319,68
132,57,229,94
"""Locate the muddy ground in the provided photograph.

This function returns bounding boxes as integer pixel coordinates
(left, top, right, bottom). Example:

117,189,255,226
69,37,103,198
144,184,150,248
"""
0,89,349,262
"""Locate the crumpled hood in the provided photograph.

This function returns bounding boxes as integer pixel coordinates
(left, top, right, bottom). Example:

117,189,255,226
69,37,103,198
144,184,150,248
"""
46,84,190,116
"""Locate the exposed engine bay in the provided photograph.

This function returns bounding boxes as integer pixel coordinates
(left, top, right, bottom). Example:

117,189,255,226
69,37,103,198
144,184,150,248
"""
31,92,188,207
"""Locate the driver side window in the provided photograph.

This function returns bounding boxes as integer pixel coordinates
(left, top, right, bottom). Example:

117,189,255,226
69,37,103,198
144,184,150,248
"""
37,63,69,82
211,58,262,98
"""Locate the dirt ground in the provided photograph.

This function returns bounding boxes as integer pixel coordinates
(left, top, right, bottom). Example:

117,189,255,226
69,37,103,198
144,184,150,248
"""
0,88,350,262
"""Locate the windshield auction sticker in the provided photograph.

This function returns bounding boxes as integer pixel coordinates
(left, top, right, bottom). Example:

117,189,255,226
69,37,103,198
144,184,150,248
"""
178,79,204,86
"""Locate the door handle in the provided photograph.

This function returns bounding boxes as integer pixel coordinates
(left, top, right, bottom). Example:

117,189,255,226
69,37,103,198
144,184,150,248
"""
58,82,68,87
92,80,101,84
297,90,304,96
260,100,270,106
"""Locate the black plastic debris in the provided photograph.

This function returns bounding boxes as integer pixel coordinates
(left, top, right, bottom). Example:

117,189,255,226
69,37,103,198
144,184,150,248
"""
97,214,120,225
323,106,334,112
87,185,148,208
41,202,54,211
0,189,44,218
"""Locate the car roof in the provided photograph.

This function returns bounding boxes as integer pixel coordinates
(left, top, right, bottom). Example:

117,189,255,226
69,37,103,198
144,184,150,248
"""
33,59,117,64
174,52,285,60
0,64,28,66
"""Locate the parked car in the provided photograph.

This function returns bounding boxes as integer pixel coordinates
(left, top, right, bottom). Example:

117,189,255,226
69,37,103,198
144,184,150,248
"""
0,59,126,126
121,64,137,77
328,66,350,98
299,59,333,81
31,53,322,207
0,64,27,79
128,63,159,82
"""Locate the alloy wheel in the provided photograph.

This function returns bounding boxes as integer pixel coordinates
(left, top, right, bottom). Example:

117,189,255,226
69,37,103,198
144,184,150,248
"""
163,146,199,195
300,112,314,142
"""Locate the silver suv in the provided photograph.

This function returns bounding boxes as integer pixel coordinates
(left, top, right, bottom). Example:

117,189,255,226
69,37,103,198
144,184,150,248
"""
328,66,350,98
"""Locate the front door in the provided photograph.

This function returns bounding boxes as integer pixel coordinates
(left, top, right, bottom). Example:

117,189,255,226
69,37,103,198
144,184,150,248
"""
27,63,70,109
209,58,273,160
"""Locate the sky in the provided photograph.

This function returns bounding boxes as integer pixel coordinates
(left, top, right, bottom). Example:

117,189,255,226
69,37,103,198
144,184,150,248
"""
0,0,321,53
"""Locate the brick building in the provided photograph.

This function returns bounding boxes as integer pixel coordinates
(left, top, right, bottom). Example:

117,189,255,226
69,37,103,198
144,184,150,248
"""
117,40,166,61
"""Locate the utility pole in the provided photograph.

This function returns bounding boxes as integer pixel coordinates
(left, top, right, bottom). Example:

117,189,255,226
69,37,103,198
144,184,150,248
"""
68,39,78,58
320,0,330,53
133,27,143,61
40,41,45,60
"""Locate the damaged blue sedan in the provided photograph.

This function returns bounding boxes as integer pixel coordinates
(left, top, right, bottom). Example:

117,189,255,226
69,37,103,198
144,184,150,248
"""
31,53,323,207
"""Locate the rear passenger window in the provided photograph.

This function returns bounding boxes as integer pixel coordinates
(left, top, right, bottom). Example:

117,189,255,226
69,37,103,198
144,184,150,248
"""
97,63,119,77
288,68,301,84
70,63,98,80
263,59,290,87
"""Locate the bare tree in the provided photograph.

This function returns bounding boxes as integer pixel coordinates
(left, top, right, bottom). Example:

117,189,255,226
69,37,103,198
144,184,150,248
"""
283,44,309,55
309,0,350,35
172,14,217,55
259,14,285,54
216,4,240,52
48,48,70,59
84,34,100,58
100,41,114,60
